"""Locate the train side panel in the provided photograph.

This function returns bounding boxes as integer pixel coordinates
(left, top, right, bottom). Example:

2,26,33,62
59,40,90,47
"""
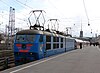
66,38,75,51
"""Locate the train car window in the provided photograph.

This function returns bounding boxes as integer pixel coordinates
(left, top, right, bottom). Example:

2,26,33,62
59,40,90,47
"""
54,37,59,42
57,44,59,48
39,35,43,42
53,44,59,49
61,38,63,42
53,44,56,49
53,37,56,42
46,36,51,42
61,44,63,48
57,37,59,42
46,44,51,50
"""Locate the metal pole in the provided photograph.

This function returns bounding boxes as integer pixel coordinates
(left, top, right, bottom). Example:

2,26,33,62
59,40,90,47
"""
81,19,82,31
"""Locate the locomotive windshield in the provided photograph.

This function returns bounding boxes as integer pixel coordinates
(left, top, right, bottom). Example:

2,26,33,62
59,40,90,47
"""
16,35,35,42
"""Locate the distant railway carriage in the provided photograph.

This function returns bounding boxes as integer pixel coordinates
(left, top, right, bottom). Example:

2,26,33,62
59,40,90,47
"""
14,29,77,65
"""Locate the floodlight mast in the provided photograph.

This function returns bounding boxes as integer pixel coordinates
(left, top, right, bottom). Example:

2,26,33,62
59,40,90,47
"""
28,10,46,30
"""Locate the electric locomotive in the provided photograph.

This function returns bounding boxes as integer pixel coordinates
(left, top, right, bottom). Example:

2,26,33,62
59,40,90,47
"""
14,27,77,65
13,10,76,65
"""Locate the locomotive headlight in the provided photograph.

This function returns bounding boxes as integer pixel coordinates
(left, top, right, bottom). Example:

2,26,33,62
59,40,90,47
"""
30,53,33,55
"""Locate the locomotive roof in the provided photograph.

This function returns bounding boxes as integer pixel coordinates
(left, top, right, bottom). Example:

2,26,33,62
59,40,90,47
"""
16,29,67,38
16,29,44,35
16,29,53,35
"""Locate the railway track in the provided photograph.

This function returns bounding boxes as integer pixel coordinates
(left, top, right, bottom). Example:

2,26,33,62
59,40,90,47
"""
0,50,15,70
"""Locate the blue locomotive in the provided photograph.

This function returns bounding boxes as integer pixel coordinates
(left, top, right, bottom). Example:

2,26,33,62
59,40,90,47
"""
14,28,77,65
14,10,77,65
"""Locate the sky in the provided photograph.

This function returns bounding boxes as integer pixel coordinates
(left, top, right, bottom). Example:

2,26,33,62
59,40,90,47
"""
0,0,100,37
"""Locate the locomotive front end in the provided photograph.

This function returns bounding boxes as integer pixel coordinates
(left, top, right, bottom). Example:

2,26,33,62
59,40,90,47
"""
14,30,39,65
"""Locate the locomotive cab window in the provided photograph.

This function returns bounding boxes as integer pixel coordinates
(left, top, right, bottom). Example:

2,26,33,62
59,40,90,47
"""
26,35,35,42
16,35,26,42
16,35,35,42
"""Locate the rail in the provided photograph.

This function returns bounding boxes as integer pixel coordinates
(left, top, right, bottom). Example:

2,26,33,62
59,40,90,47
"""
0,50,15,70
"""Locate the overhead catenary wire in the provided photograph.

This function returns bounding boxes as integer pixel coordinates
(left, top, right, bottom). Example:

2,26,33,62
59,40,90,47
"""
1,0,33,14
14,0,35,19
16,0,33,9
16,17,30,28
14,0,30,10
83,0,90,25
0,0,29,16
12,0,34,19
0,0,29,19
0,0,11,7
82,0,94,35
47,0,66,18
0,0,51,26
25,0,28,5
0,0,30,22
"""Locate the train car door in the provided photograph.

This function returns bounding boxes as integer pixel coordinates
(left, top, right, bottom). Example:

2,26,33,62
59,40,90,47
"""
39,35,46,58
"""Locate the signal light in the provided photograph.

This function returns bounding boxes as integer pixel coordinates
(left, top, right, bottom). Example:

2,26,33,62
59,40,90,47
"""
26,44,33,47
16,44,22,47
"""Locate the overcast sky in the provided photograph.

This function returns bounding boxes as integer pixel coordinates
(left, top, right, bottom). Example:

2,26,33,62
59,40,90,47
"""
0,0,100,37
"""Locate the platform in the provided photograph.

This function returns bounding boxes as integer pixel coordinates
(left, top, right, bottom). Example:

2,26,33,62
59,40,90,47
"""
1,46,100,73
